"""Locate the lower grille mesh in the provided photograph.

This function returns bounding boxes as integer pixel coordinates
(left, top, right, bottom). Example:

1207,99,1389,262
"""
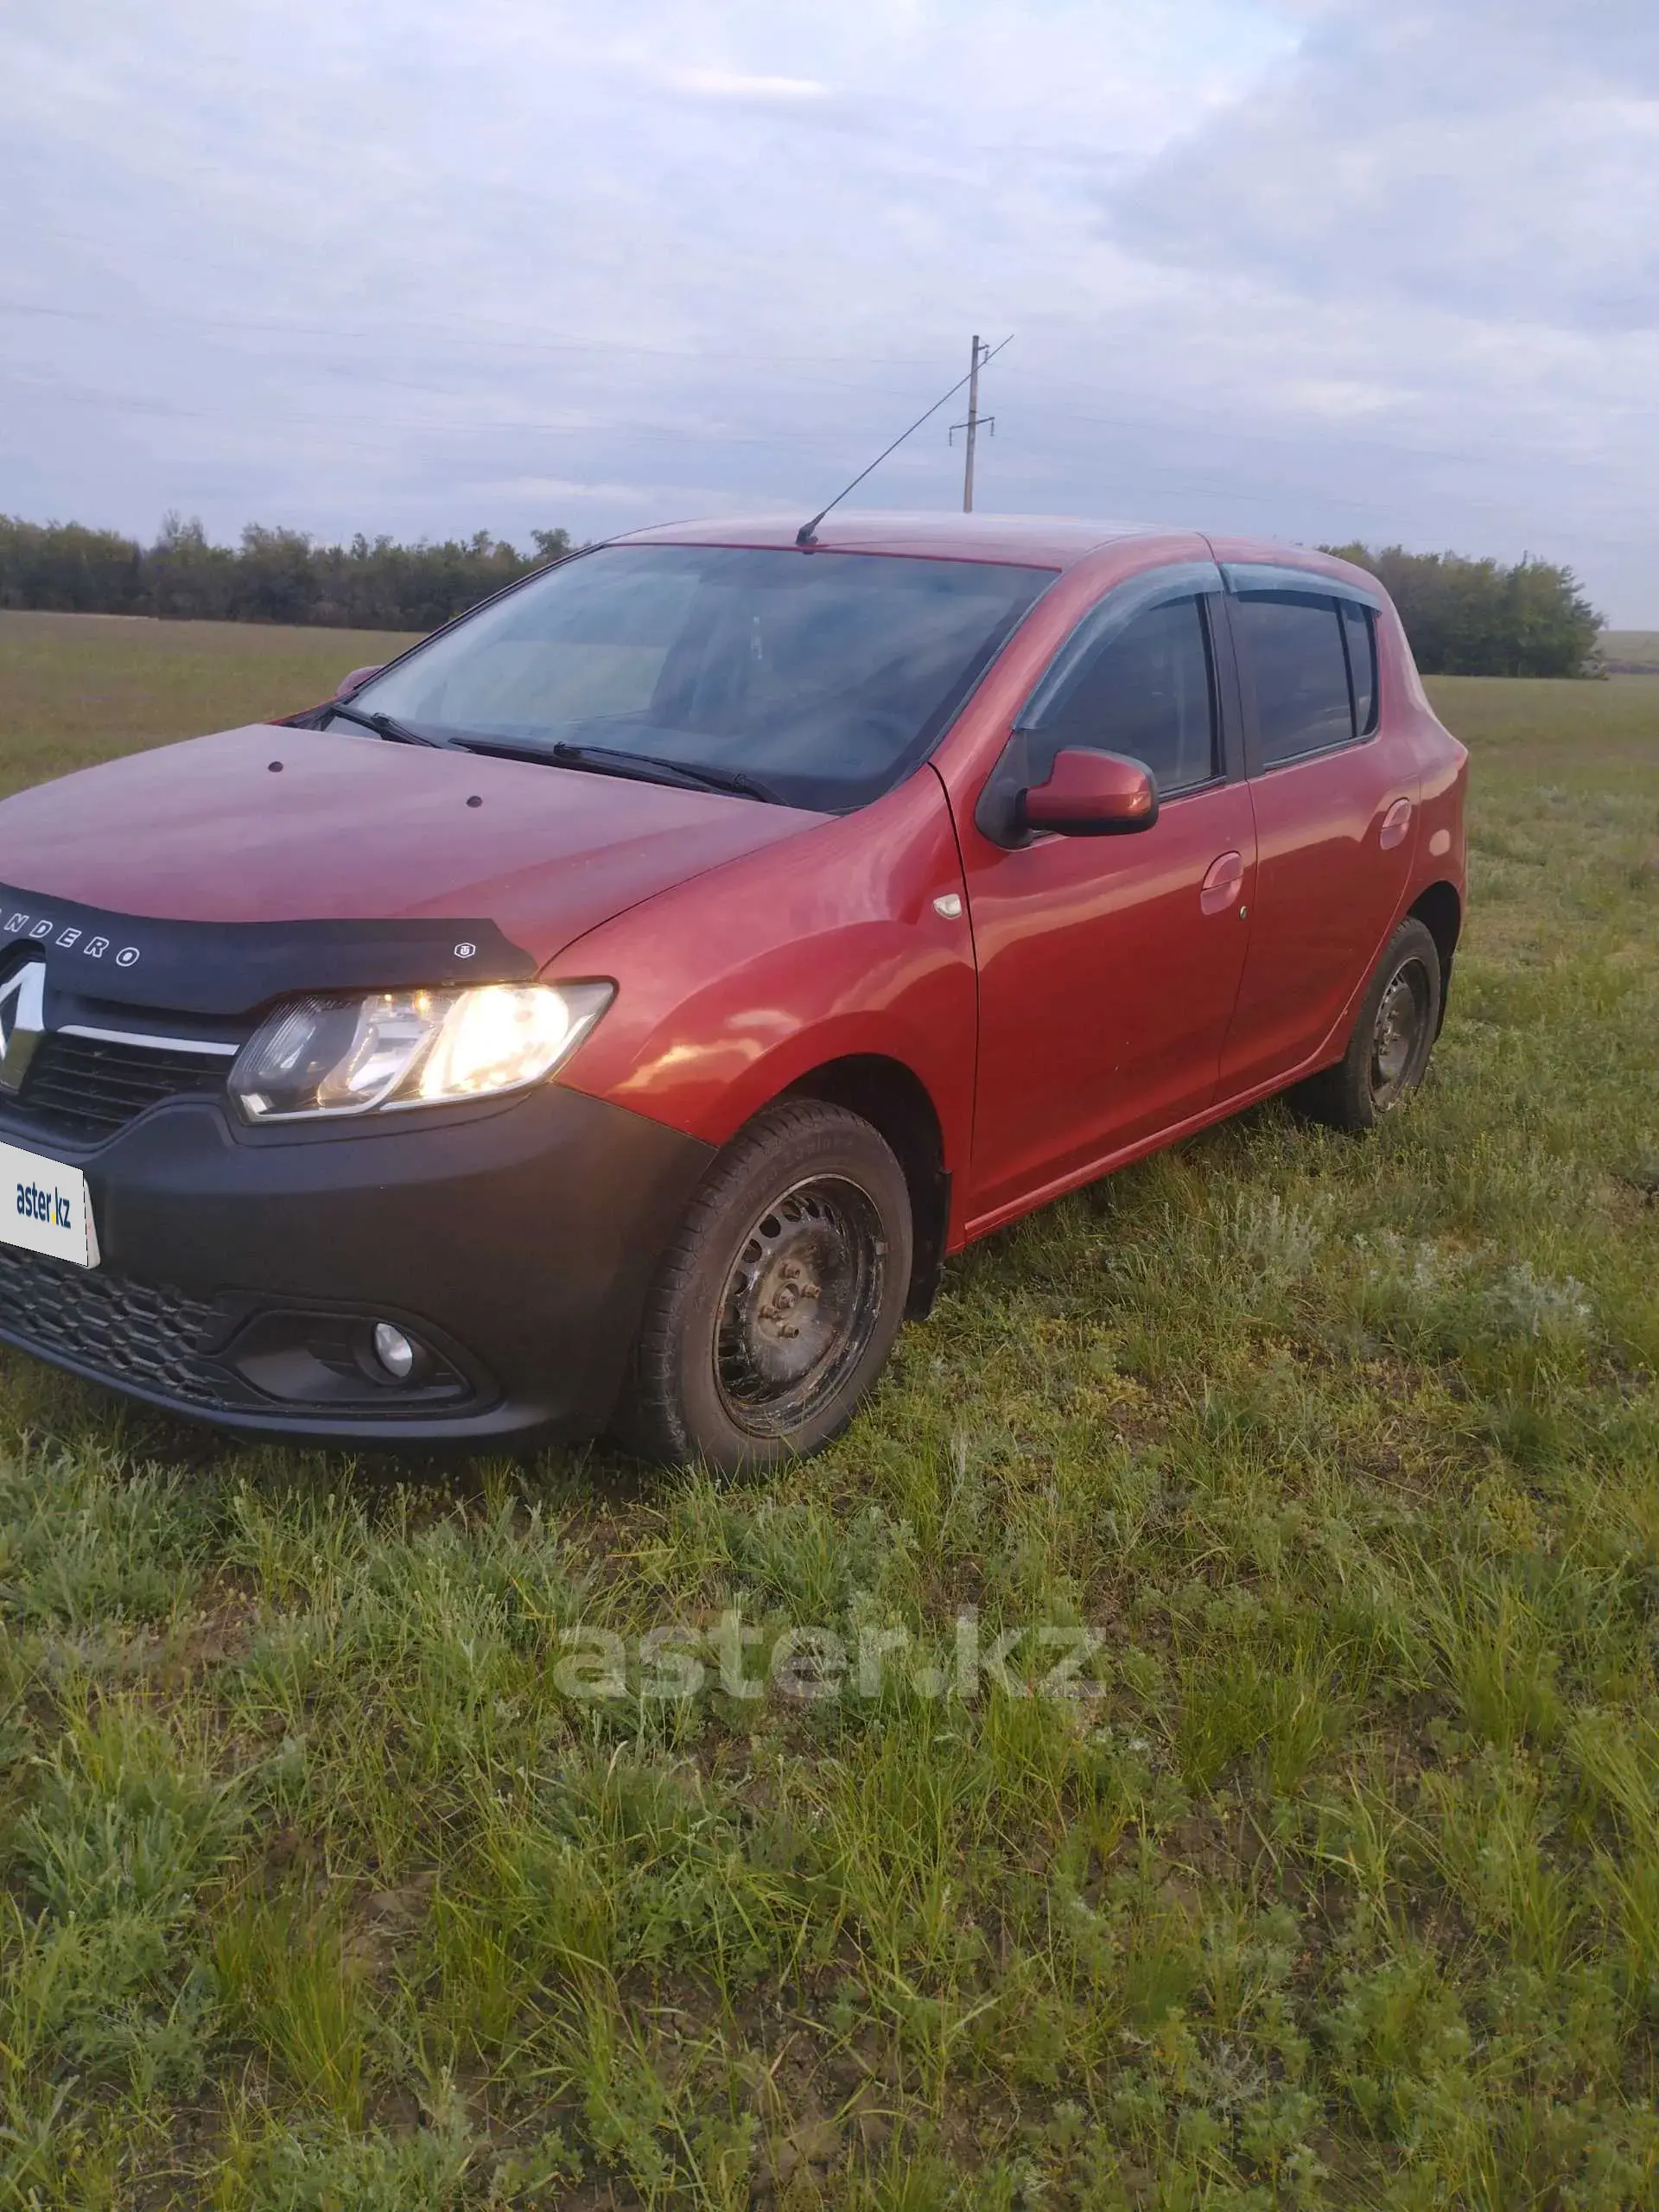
0,1245,232,1407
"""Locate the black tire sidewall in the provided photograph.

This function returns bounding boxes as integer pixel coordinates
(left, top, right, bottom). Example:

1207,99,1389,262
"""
1344,917,1443,1128
631,1103,913,1473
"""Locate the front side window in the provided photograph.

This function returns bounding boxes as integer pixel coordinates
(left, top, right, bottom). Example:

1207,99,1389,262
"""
337,545,1054,813
1233,592,1360,766
1025,593,1219,796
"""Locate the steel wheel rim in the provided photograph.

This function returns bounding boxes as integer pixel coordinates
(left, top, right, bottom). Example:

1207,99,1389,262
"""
714,1174,887,1438
1370,957,1432,1110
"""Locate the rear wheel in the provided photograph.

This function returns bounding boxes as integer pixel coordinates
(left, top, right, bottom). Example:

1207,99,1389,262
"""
613,1099,912,1473
1294,916,1443,1132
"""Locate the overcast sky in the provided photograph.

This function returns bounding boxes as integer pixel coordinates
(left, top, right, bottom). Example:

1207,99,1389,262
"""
3,0,1656,620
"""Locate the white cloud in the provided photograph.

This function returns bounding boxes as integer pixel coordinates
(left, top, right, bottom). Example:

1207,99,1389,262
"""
1109,0,1659,334
666,67,831,101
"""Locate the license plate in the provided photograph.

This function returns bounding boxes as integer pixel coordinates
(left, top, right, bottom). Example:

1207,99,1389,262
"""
0,1140,99,1268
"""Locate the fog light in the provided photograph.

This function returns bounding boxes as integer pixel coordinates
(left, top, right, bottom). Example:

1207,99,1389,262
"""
372,1322,416,1381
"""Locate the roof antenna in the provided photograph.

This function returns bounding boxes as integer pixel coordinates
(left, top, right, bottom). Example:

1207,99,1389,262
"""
796,334,1013,547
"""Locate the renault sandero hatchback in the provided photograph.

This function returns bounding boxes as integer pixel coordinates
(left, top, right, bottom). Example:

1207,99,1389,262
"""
0,514,1466,1470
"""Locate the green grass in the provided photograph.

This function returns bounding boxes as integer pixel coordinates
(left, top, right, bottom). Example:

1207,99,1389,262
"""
1,623,1657,2206
0,611,417,799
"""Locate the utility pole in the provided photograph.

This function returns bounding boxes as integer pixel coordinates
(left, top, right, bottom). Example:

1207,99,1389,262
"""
950,334,995,512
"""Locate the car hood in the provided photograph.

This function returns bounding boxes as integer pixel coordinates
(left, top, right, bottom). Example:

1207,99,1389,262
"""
0,723,824,970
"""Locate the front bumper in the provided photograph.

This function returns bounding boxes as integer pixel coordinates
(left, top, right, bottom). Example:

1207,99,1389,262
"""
0,1085,713,1446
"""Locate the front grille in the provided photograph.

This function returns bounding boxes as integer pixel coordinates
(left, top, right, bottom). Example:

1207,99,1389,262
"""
16,1033,228,1141
0,1244,233,1407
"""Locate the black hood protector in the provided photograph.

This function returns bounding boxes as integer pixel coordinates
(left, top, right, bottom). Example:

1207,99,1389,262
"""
0,883,537,1020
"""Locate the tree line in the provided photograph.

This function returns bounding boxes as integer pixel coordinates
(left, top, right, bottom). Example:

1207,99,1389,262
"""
0,511,1607,675
0,514,573,633
1323,544,1602,677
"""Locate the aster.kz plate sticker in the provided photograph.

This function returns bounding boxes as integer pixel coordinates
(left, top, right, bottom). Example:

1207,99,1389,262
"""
0,1140,99,1268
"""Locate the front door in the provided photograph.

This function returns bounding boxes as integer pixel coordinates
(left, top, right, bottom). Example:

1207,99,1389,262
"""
1215,571,1418,1097
955,569,1257,1230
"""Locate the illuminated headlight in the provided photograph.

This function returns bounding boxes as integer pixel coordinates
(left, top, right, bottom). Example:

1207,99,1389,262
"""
230,981,614,1122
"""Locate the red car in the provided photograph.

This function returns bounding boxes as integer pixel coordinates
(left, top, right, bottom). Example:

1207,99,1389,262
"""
0,514,1465,1469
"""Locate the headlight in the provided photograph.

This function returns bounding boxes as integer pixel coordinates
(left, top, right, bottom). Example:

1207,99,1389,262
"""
230,981,614,1122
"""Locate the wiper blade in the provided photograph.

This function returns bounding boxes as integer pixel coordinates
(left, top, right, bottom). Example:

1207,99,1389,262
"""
326,700,448,749
556,743,784,804
454,735,783,804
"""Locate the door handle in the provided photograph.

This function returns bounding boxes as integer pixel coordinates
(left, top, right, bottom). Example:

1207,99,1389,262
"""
1380,797,1413,851
1199,849,1245,915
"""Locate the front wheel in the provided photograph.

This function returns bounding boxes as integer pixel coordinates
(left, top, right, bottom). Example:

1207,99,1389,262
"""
1293,916,1443,1132
613,1099,913,1473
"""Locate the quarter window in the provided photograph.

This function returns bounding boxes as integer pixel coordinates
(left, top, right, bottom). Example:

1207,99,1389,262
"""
1028,594,1219,796
1342,601,1378,735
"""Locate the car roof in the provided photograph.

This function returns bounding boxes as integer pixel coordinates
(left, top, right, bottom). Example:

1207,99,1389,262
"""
608,513,1382,600
613,511,1179,570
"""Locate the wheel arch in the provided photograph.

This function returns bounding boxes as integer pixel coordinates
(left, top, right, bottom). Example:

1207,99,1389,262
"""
779,1053,950,1319
1408,880,1462,1031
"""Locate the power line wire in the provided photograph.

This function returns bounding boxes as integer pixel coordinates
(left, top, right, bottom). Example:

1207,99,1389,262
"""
0,296,943,373
3,293,1639,487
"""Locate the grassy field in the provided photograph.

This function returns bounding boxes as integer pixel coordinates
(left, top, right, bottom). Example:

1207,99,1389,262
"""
0,612,419,800
1,617,1657,2209
1599,632,1659,675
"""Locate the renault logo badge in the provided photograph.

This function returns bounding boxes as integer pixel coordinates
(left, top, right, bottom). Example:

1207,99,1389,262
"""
0,961,47,1094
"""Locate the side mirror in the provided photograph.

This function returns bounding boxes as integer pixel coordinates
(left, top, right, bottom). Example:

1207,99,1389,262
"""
337,664,385,700
1020,748,1158,836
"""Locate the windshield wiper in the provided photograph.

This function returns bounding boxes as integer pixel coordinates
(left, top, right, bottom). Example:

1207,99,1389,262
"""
326,700,448,749
556,743,784,804
453,735,783,805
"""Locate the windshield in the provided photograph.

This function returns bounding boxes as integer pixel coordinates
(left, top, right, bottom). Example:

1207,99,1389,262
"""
337,544,1055,811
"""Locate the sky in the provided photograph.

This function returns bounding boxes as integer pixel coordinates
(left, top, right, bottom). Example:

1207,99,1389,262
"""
3,0,1656,621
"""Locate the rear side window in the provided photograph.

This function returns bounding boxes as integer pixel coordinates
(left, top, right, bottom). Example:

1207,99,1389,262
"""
1234,593,1355,766
1342,601,1378,735
1028,594,1218,795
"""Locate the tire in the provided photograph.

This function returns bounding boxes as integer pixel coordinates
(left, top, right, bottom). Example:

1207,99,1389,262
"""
613,1099,913,1474
1293,917,1443,1133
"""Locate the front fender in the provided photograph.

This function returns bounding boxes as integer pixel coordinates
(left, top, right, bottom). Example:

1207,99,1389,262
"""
550,770,976,1177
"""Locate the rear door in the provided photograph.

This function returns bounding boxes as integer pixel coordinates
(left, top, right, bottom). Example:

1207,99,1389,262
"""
1216,567,1418,1096
954,562,1257,1228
